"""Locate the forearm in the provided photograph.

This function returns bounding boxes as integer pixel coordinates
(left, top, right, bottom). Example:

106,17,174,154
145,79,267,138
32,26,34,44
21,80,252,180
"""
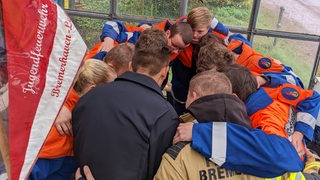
191,122,304,177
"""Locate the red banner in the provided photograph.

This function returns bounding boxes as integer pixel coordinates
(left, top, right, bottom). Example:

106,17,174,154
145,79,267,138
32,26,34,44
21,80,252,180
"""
2,0,87,179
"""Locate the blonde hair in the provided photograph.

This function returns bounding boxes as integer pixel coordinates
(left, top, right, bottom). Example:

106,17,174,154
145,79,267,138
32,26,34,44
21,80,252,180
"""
74,59,116,95
187,7,212,29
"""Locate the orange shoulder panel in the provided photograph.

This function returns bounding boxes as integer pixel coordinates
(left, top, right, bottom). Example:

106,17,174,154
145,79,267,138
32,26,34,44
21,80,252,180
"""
64,88,80,111
125,24,145,32
176,45,193,68
153,19,172,30
250,101,289,138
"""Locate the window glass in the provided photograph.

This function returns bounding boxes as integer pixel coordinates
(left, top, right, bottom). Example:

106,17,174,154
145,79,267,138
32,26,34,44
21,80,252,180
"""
60,0,109,13
70,16,105,49
253,36,319,87
117,0,180,19
258,0,320,35
187,0,252,28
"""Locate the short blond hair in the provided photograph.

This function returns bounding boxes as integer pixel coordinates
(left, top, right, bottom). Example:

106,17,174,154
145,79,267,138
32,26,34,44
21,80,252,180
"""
187,7,212,29
103,43,134,74
74,59,116,94
189,69,232,97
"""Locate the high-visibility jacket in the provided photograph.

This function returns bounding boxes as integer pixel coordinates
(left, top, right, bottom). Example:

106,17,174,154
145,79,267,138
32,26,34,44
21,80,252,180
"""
155,142,311,180
227,39,304,88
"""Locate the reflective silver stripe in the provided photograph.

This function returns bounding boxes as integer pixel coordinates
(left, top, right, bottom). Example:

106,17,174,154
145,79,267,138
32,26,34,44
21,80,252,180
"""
211,17,219,29
295,172,302,180
106,21,120,34
126,32,133,41
210,122,227,166
286,106,296,140
284,75,297,86
297,112,316,129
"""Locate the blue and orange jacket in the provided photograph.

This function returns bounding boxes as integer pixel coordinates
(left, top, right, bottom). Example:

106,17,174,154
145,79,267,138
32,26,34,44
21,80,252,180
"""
228,39,304,88
245,83,320,141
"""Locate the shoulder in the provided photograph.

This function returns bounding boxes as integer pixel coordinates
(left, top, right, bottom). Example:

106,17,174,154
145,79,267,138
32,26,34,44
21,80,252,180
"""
166,142,189,160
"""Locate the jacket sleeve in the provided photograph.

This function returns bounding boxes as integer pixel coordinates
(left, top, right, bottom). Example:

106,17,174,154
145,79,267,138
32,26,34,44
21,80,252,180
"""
294,90,320,141
274,83,320,141
210,16,229,37
191,122,304,178
263,71,304,88
227,33,252,47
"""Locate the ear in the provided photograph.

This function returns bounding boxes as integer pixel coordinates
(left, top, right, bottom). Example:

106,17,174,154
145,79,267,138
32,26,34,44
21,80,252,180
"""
192,91,199,99
161,65,169,79
165,30,171,38
232,93,239,98
88,84,96,90
107,62,114,69
129,61,133,71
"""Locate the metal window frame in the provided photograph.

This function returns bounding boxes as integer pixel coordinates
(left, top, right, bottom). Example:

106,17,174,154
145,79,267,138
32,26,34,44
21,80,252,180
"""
65,0,320,89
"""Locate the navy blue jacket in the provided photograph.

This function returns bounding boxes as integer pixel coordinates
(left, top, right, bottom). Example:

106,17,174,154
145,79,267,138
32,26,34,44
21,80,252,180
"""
72,71,178,180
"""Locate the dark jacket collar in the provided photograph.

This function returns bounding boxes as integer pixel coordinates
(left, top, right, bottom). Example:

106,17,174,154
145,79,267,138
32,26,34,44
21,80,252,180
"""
115,71,164,98
187,94,252,129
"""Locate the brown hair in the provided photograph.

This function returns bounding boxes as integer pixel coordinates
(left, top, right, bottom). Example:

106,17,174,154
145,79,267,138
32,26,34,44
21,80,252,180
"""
187,7,212,29
199,33,225,47
189,69,232,97
103,43,134,74
197,42,235,73
74,59,116,95
218,64,257,101
168,22,193,45
132,29,171,75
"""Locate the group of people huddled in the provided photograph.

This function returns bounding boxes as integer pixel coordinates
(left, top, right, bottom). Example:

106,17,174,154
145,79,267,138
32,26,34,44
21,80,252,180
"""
28,6,320,180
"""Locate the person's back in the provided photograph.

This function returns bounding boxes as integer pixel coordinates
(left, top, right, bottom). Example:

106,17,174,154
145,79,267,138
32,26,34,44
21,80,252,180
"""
72,29,179,180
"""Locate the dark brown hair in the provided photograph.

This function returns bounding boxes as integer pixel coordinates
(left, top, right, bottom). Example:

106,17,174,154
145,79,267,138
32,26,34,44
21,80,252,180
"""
218,64,257,101
132,29,171,75
197,42,235,73
169,22,193,45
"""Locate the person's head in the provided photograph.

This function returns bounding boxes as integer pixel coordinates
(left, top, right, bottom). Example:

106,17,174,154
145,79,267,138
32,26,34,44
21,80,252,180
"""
103,43,135,76
218,64,257,101
197,42,235,73
187,7,212,44
198,33,225,47
132,29,172,86
165,22,192,54
186,69,232,108
73,59,116,96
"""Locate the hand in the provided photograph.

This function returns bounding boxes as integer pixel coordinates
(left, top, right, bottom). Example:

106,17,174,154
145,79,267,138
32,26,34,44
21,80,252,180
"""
291,131,305,158
256,76,267,88
55,105,72,136
75,165,95,180
97,37,114,52
173,122,193,145
139,24,152,30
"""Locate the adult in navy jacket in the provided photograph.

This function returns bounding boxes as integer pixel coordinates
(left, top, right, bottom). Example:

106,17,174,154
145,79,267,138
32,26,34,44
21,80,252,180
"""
72,29,179,180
